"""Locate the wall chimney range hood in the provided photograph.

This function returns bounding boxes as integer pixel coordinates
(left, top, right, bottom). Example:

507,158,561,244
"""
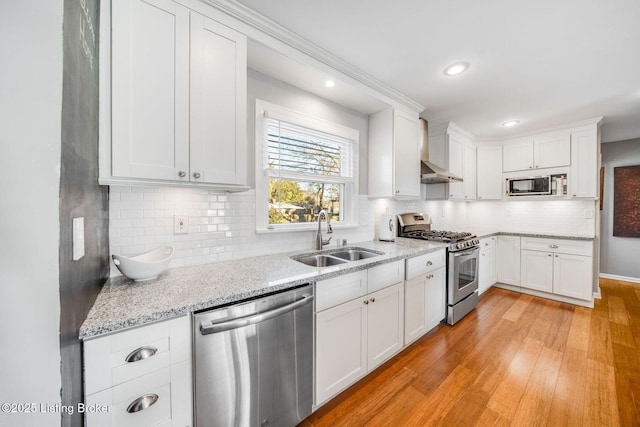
419,118,463,184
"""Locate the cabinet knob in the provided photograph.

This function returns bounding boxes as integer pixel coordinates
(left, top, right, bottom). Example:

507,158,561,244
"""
178,171,186,178
478,196,482,199
555,255,559,258
193,172,201,179
449,194,454,197
370,298,376,303
126,394,159,413
395,190,400,194
426,261,433,266
573,194,577,197
363,300,369,305
548,254,552,257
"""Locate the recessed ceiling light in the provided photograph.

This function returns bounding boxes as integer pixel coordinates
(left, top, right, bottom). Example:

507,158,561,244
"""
324,80,335,88
443,62,470,76
502,120,520,127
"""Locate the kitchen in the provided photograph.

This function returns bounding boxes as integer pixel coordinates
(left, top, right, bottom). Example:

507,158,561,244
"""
1,0,640,426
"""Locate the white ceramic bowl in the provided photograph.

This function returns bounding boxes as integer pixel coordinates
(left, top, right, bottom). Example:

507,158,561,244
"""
112,246,174,281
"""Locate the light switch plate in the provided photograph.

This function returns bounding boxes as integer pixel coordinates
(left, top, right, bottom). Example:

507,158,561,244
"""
72,217,85,261
174,213,189,234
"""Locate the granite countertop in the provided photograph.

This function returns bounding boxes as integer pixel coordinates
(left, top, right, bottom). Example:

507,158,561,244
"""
465,229,595,241
79,238,446,339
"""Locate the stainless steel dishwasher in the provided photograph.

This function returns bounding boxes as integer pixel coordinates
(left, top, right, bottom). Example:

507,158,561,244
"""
194,284,313,427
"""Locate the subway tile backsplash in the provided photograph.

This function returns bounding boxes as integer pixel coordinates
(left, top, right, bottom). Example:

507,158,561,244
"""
109,186,597,277
108,186,374,276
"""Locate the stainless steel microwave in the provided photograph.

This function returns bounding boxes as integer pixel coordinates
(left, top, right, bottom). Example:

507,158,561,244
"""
505,175,551,196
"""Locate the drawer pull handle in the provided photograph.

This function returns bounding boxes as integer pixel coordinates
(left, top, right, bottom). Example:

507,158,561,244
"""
125,346,157,363
126,393,159,413
426,261,433,266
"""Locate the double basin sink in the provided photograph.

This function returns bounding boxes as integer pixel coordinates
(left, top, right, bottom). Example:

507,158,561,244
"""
292,247,383,267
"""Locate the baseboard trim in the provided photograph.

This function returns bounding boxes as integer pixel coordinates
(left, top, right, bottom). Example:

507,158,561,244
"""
599,273,640,284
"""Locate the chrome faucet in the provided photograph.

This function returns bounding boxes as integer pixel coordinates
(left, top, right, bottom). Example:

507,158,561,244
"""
315,209,333,250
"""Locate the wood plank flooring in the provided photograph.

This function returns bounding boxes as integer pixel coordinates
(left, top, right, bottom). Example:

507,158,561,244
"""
301,278,640,426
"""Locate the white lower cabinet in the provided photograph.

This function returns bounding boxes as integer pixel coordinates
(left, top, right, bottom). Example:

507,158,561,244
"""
314,262,404,406
478,237,497,294
497,235,521,285
404,250,446,345
83,315,192,426
519,237,594,302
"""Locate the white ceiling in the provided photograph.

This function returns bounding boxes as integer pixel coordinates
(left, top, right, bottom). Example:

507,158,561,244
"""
237,0,640,142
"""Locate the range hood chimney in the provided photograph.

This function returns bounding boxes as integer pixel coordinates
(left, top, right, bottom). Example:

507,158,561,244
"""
419,118,463,184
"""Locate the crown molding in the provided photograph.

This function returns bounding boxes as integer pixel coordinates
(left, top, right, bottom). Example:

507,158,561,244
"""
201,0,425,113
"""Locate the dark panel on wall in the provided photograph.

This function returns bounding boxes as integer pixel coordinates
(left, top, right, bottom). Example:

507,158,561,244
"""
59,0,109,425
613,165,640,237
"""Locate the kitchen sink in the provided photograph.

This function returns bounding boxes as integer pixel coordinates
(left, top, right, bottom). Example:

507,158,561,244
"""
293,254,348,267
292,247,383,267
330,249,381,261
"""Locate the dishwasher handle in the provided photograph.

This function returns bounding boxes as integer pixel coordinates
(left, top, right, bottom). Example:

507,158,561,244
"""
200,294,314,335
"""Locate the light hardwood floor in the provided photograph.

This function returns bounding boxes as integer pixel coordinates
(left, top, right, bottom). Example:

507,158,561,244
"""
302,279,640,426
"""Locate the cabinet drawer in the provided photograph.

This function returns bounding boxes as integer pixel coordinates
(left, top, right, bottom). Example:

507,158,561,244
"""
315,270,368,312
520,237,592,256
84,316,189,395
368,260,405,293
406,250,446,280
86,367,172,427
479,236,496,253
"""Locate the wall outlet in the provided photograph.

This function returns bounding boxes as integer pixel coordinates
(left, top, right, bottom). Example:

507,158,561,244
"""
72,217,85,261
174,213,189,234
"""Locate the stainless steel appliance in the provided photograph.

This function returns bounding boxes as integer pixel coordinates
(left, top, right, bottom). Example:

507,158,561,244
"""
194,285,314,426
397,213,479,325
505,175,551,196
418,118,463,184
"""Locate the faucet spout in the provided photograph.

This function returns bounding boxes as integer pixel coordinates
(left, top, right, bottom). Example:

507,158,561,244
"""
315,209,333,250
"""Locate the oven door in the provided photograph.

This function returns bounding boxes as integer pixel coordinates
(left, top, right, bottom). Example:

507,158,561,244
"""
448,246,480,304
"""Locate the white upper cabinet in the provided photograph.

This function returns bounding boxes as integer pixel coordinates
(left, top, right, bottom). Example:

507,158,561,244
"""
111,0,190,182
463,142,476,200
502,133,570,172
446,133,465,200
189,13,247,185
570,129,599,198
106,0,247,190
369,108,421,199
476,146,503,200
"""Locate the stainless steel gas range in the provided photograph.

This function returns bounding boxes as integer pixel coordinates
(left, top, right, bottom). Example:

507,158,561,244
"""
398,213,480,325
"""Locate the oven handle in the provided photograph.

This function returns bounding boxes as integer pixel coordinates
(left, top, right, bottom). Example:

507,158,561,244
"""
452,246,480,257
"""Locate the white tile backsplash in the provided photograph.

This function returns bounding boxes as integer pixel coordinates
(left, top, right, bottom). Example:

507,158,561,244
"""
108,187,374,276
109,185,596,276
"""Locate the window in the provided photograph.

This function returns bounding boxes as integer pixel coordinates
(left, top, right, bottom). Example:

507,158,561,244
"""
256,100,359,231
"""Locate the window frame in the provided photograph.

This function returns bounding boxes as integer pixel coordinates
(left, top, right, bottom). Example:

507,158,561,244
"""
255,100,359,233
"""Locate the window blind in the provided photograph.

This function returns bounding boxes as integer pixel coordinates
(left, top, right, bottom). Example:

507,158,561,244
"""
265,117,354,179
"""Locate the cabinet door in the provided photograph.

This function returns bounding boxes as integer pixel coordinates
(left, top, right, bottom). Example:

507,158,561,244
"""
447,134,465,199
534,134,570,169
464,143,476,200
553,253,593,300
503,140,533,172
315,298,367,405
190,13,247,185
404,275,426,345
570,130,598,198
424,267,446,331
367,283,404,370
393,110,420,197
477,146,503,200
520,250,553,293
497,235,521,285
111,0,190,181
479,237,496,294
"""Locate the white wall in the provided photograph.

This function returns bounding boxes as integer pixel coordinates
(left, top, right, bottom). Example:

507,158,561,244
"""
0,1,63,425
600,139,640,281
